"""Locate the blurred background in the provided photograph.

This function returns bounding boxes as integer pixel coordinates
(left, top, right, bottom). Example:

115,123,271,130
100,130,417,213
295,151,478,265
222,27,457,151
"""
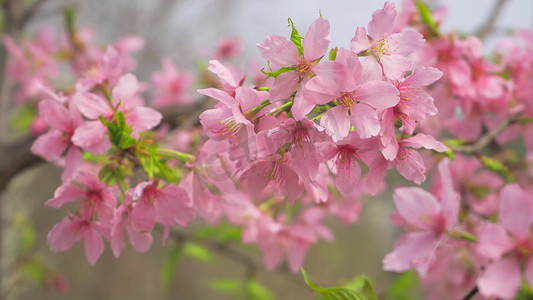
1,0,532,299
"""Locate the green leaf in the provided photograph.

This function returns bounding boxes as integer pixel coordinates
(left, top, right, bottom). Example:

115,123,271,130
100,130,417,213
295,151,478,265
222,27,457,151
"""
246,278,275,300
194,223,242,243
21,259,47,284
344,275,378,300
209,278,242,295
183,242,214,263
443,148,455,160
288,18,303,55
386,271,420,300
329,47,338,61
64,5,76,33
414,0,440,37
14,217,36,254
479,155,515,183
160,242,184,289
302,268,367,300
10,104,37,133
261,66,296,78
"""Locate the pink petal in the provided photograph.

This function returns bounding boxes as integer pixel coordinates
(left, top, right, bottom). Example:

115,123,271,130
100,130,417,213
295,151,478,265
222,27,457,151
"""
368,2,396,39
71,121,111,155
350,104,380,139
436,158,460,229
131,200,156,233
112,73,138,106
304,71,340,105
379,109,399,160
235,86,268,111
257,35,299,70
84,227,104,265
62,146,83,183
477,258,521,299
499,183,533,239
350,26,371,53
395,148,426,184
380,54,412,80
286,239,310,272
358,81,399,109
47,217,81,252
127,225,153,252
279,165,304,205
388,30,425,56
197,88,236,107
269,70,299,102
291,78,315,120
382,231,437,277
335,158,361,195
73,93,112,120
303,18,330,62
401,134,446,152
476,222,514,260
46,184,85,208
38,100,72,132
403,67,443,88
127,106,162,132
157,185,196,227
320,106,350,142
208,60,239,88
393,187,440,226
261,239,284,271
31,130,69,161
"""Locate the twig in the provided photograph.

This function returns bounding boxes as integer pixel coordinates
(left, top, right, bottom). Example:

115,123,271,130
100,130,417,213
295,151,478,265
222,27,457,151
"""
477,0,509,40
18,0,49,28
461,285,479,300
449,110,522,154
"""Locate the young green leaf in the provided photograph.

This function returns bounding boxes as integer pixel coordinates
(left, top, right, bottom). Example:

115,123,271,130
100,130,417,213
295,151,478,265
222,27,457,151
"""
246,278,275,300
288,18,304,55
301,268,367,300
183,242,214,263
345,275,378,300
209,278,242,295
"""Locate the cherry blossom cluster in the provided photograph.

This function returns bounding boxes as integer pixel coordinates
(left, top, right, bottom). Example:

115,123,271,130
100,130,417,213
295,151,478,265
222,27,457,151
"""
4,1,533,299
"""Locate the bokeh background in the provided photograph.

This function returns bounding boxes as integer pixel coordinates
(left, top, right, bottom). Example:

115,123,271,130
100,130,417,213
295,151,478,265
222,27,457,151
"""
2,0,532,299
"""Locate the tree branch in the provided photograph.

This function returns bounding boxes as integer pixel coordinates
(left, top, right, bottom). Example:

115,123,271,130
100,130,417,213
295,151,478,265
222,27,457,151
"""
448,110,523,154
461,285,478,300
476,0,509,40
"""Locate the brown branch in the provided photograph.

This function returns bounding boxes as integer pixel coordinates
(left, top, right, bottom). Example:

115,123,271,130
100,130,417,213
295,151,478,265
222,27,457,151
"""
449,110,522,154
476,0,509,40
18,0,49,29
0,138,42,193
461,286,478,300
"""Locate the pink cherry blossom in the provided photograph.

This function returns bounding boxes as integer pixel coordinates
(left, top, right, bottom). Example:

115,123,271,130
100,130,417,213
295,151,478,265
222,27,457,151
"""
476,184,533,299
351,1,425,80
126,181,196,233
47,213,108,265
305,48,399,140
257,17,330,119
151,58,193,107
383,158,459,277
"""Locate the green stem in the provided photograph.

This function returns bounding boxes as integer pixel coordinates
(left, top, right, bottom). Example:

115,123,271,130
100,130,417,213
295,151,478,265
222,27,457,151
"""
268,100,293,116
248,99,271,114
156,148,196,163
415,0,440,37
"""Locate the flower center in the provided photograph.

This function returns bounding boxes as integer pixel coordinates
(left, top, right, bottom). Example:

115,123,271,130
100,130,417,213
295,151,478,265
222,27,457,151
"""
218,116,244,137
339,93,359,109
